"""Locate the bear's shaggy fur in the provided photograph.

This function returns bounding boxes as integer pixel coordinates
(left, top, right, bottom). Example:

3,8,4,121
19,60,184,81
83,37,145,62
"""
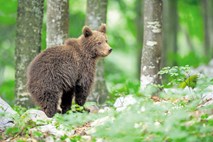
27,24,112,117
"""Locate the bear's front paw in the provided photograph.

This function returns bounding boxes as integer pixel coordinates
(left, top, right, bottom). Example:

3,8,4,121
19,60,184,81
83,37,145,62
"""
57,104,62,114
57,108,62,114
75,97,86,106
43,108,57,118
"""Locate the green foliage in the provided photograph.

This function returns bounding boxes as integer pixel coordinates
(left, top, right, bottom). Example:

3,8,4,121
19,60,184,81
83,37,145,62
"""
93,95,213,142
179,0,203,41
55,110,104,130
175,52,208,67
71,104,86,113
0,80,15,105
107,80,140,104
179,74,198,88
69,12,86,37
4,114,37,139
2,107,48,140
0,0,17,25
69,136,82,142
108,0,137,52
196,76,213,91
158,65,192,88
13,105,27,115
2,75,213,141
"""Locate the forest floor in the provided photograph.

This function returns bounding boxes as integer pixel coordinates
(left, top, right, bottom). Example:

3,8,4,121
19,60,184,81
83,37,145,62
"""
1,65,213,142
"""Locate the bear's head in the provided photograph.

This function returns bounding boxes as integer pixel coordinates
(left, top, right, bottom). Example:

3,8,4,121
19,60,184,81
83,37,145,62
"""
81,24,112,58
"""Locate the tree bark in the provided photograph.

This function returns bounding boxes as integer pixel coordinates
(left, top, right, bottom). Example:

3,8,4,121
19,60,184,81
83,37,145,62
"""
202,0,213,59
135,0,144,78
15,0,44,107
162,0,178,67
140,0,162,90
46,0,69,47
86,0,108,104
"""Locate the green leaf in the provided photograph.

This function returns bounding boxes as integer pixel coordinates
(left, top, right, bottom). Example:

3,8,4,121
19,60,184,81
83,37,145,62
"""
179,75,198,88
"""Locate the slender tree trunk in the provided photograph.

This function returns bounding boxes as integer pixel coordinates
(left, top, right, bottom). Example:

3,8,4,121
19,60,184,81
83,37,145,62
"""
46,0,69,47
162,0,178,67
15,0,44,107
135,0,144,78
140,0,162,90
202,0,213,59
86,0,108,104
182,27,195,53
0,68,4,86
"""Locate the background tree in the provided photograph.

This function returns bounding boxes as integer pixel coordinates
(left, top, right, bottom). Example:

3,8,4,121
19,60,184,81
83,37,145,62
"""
162,0,178,67
140,0,162,90
86,0,108,104
202,0,213,59
15,0,44,107
46,0,69,47
135,0,144,77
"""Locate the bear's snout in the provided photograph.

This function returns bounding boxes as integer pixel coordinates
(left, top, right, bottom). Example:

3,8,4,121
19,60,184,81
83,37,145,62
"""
105,47,112,56
99,44,112,57
109,48,112,53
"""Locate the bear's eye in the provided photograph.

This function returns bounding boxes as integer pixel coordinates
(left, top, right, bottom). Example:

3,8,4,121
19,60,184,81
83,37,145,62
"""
106,40,108,43
97,42,102,45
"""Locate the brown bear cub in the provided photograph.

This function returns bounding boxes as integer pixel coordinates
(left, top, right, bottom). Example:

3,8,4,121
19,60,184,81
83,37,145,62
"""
27,24,112,118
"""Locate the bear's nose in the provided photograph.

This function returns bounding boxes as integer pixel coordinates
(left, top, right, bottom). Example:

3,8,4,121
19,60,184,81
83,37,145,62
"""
109,49,112,53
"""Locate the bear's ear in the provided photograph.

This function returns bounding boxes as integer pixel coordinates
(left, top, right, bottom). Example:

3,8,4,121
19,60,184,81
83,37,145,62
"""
83,26,92,37
99,23,106,33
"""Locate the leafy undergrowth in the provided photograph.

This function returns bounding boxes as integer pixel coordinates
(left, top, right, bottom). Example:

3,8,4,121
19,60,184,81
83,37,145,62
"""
1,67,213,142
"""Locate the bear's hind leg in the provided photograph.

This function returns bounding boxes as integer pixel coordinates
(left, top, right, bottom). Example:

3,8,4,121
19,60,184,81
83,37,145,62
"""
61,88,74,114
42,91,62,118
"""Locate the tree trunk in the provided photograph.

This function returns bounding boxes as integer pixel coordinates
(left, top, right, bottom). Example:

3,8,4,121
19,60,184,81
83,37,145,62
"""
86,0,108,104
135,0,144,78
46,0,69,47
0,68,4,86
140,0,162,90
202,0,213,59
182,26,195,53
162,0,178,67
15,0,44,107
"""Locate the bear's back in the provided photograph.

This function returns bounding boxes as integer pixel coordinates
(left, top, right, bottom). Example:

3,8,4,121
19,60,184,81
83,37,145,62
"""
27,45,81,91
